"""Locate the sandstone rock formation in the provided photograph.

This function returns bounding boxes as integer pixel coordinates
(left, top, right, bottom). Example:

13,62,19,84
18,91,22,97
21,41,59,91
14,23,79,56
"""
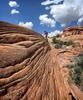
0,21,83,100
61,26,83,37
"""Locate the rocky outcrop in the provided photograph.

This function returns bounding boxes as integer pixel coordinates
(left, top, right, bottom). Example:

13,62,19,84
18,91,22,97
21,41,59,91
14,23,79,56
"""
61,26,83,37
0,21,83,100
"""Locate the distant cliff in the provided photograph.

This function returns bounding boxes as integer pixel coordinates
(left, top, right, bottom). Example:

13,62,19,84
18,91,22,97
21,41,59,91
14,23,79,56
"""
61,26,83,37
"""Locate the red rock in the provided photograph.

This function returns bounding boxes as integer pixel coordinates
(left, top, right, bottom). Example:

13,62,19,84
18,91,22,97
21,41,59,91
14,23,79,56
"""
61,26,83,37
0,21,83,100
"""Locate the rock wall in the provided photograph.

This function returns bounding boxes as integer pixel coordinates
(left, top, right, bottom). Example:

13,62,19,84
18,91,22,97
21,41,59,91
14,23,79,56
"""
62,26,83,37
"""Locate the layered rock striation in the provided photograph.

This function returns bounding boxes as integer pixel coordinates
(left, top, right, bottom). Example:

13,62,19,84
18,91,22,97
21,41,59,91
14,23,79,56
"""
0,21,83,100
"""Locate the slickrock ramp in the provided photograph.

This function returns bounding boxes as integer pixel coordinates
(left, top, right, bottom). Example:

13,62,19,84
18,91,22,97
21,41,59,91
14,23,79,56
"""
0,21,83,100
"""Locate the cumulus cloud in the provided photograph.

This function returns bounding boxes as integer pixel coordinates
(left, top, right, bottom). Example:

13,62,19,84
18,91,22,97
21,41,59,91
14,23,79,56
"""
45,6,50,10
9,1,19,7
18,22,33,29
77,17,83,26
41,0,63,5
61,23,66,28
39,14,56,27
41,0,54,5
11,9,19,14
41,0,83,25
48,30,63,37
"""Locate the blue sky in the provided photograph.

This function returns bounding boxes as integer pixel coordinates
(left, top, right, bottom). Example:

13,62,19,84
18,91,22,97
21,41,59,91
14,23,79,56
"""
0,0,83,36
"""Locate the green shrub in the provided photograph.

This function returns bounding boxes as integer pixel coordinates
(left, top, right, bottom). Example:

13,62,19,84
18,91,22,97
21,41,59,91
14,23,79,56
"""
54,40,64,48
54,43,62,49
64,40,74,46
69,54,83,88
75,55,83,67
70,66,81,85
52,37,75,49
52,36,57,44
56,34,60,38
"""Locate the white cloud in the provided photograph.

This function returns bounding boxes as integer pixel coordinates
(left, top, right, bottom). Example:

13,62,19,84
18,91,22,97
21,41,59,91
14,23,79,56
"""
9,1,19,7
39,14,56,27
41,0,54,5
41,0,62,5
18,22,33,29
41,0,83,25
48,30,63,37
77,17,83,26
45,6,50,10
61,23,66,27
11,9,19,14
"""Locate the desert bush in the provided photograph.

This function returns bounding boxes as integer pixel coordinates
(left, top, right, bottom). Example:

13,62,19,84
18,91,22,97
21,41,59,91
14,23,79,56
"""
70,66,81,85
56,34,60,38
52,37,75,49
64,40,75,46
69,54,83,88
52,36,57,43
54,40,64,48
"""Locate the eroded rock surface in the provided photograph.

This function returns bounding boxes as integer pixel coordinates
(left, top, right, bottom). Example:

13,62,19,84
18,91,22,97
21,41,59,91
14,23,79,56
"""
61,26,83,37
0,21,83,100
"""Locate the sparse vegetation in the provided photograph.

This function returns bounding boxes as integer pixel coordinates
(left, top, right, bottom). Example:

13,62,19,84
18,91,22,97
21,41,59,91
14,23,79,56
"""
68,54,83,91
64,40,75,46
55,34,60,38
52,37,75,49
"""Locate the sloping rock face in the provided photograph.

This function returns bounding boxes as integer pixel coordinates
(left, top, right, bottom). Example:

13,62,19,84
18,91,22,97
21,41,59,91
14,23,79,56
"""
61,26,83,37
0,21,83,100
